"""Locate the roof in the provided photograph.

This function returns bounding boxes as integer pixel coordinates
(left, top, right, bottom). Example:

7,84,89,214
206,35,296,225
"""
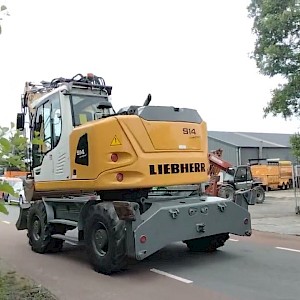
208,131,292,148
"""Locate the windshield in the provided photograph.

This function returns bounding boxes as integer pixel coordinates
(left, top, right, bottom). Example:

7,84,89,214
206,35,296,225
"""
223,171,234,182
71,95,115,126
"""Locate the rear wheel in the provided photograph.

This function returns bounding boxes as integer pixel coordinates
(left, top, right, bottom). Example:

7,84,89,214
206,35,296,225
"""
27,201,65,253
281,183,287,190
84,202,127,275
218,186,235,201
254,185,265,204
184,233,229,252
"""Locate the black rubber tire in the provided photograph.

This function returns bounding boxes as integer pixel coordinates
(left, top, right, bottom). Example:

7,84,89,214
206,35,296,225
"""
3,193,8,202
281,183,288,190
218,186,235,201
254,185,265,204
19,195,23,206
27,201,65,253
184,233,229,252
84,202,127,275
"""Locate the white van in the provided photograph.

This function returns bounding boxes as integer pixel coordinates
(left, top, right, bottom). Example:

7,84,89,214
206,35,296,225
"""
0,177,26,205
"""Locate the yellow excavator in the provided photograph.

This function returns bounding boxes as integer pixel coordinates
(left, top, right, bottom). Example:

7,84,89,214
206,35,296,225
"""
16,73,255,274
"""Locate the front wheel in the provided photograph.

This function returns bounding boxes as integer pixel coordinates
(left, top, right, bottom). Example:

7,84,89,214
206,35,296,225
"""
254,185,265,204
27,201,65,253
84,202,127,275
184,233,229,252
218,186,235,201
2,193,7,202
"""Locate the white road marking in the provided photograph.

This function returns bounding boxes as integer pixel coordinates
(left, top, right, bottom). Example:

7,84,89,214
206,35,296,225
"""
1,221,10,224
150,268,193,284
275,247,300,253
229,238,239,242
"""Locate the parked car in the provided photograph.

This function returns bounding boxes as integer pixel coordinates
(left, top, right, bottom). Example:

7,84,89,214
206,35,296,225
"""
0,177,26,205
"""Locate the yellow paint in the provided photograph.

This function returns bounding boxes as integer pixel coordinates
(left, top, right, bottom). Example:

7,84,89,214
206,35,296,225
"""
110,135,122,146
34,114,209,193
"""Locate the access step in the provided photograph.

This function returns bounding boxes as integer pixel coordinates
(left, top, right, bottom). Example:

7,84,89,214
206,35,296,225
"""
49,219,78,227
51,234,84,246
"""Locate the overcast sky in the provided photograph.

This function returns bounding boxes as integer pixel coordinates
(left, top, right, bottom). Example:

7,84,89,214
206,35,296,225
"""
0,0,298,134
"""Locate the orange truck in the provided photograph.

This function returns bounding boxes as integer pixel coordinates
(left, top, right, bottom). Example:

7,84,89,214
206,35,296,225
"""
249,159,293,191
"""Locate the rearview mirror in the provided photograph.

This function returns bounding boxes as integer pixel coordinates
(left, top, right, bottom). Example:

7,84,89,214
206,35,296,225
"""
16,113,25,130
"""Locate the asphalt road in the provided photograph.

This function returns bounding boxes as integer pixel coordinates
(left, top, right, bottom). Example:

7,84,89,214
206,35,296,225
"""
1,204,300,300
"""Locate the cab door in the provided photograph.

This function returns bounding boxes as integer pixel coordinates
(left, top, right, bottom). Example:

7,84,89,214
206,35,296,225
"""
48,94,71,181
31,93,70,182
31,101,53,182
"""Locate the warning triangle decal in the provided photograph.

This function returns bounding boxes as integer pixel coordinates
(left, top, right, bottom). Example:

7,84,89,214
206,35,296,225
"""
110,135,122,146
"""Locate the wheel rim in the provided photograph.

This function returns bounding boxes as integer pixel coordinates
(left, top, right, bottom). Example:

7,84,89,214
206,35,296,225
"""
93,223,108,257
225,188,234,200
32,217,41,241
256,189,264,201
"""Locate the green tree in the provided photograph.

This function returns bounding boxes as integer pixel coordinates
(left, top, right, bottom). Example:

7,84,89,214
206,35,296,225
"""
0,123,28,170
247,0,300,119
0,124,28,215
290,133,300,162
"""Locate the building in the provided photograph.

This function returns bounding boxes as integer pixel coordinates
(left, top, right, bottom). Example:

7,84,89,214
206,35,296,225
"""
208,131,295,165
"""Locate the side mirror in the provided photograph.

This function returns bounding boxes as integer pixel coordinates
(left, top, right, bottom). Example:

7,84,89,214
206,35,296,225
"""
16,113,25,130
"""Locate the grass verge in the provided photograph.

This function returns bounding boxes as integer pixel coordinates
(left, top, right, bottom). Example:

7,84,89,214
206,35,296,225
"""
0,269,57,300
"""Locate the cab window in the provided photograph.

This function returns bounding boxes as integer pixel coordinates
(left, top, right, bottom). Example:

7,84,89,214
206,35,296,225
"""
235,168,247,182
32,96,62,168
70,95,113,126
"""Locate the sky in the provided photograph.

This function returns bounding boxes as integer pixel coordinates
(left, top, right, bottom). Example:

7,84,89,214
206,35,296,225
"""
0,0,299,134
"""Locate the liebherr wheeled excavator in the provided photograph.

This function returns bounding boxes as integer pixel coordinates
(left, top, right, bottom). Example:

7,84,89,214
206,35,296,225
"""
15,73,255,274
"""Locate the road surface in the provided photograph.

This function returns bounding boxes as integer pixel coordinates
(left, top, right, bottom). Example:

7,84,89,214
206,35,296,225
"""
0,204,300,300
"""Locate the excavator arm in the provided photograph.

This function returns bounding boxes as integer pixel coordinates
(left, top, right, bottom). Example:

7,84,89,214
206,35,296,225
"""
204,149,234,196
208,149,233,176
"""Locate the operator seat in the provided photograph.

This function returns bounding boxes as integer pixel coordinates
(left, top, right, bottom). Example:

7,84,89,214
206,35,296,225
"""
74,112,94,126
